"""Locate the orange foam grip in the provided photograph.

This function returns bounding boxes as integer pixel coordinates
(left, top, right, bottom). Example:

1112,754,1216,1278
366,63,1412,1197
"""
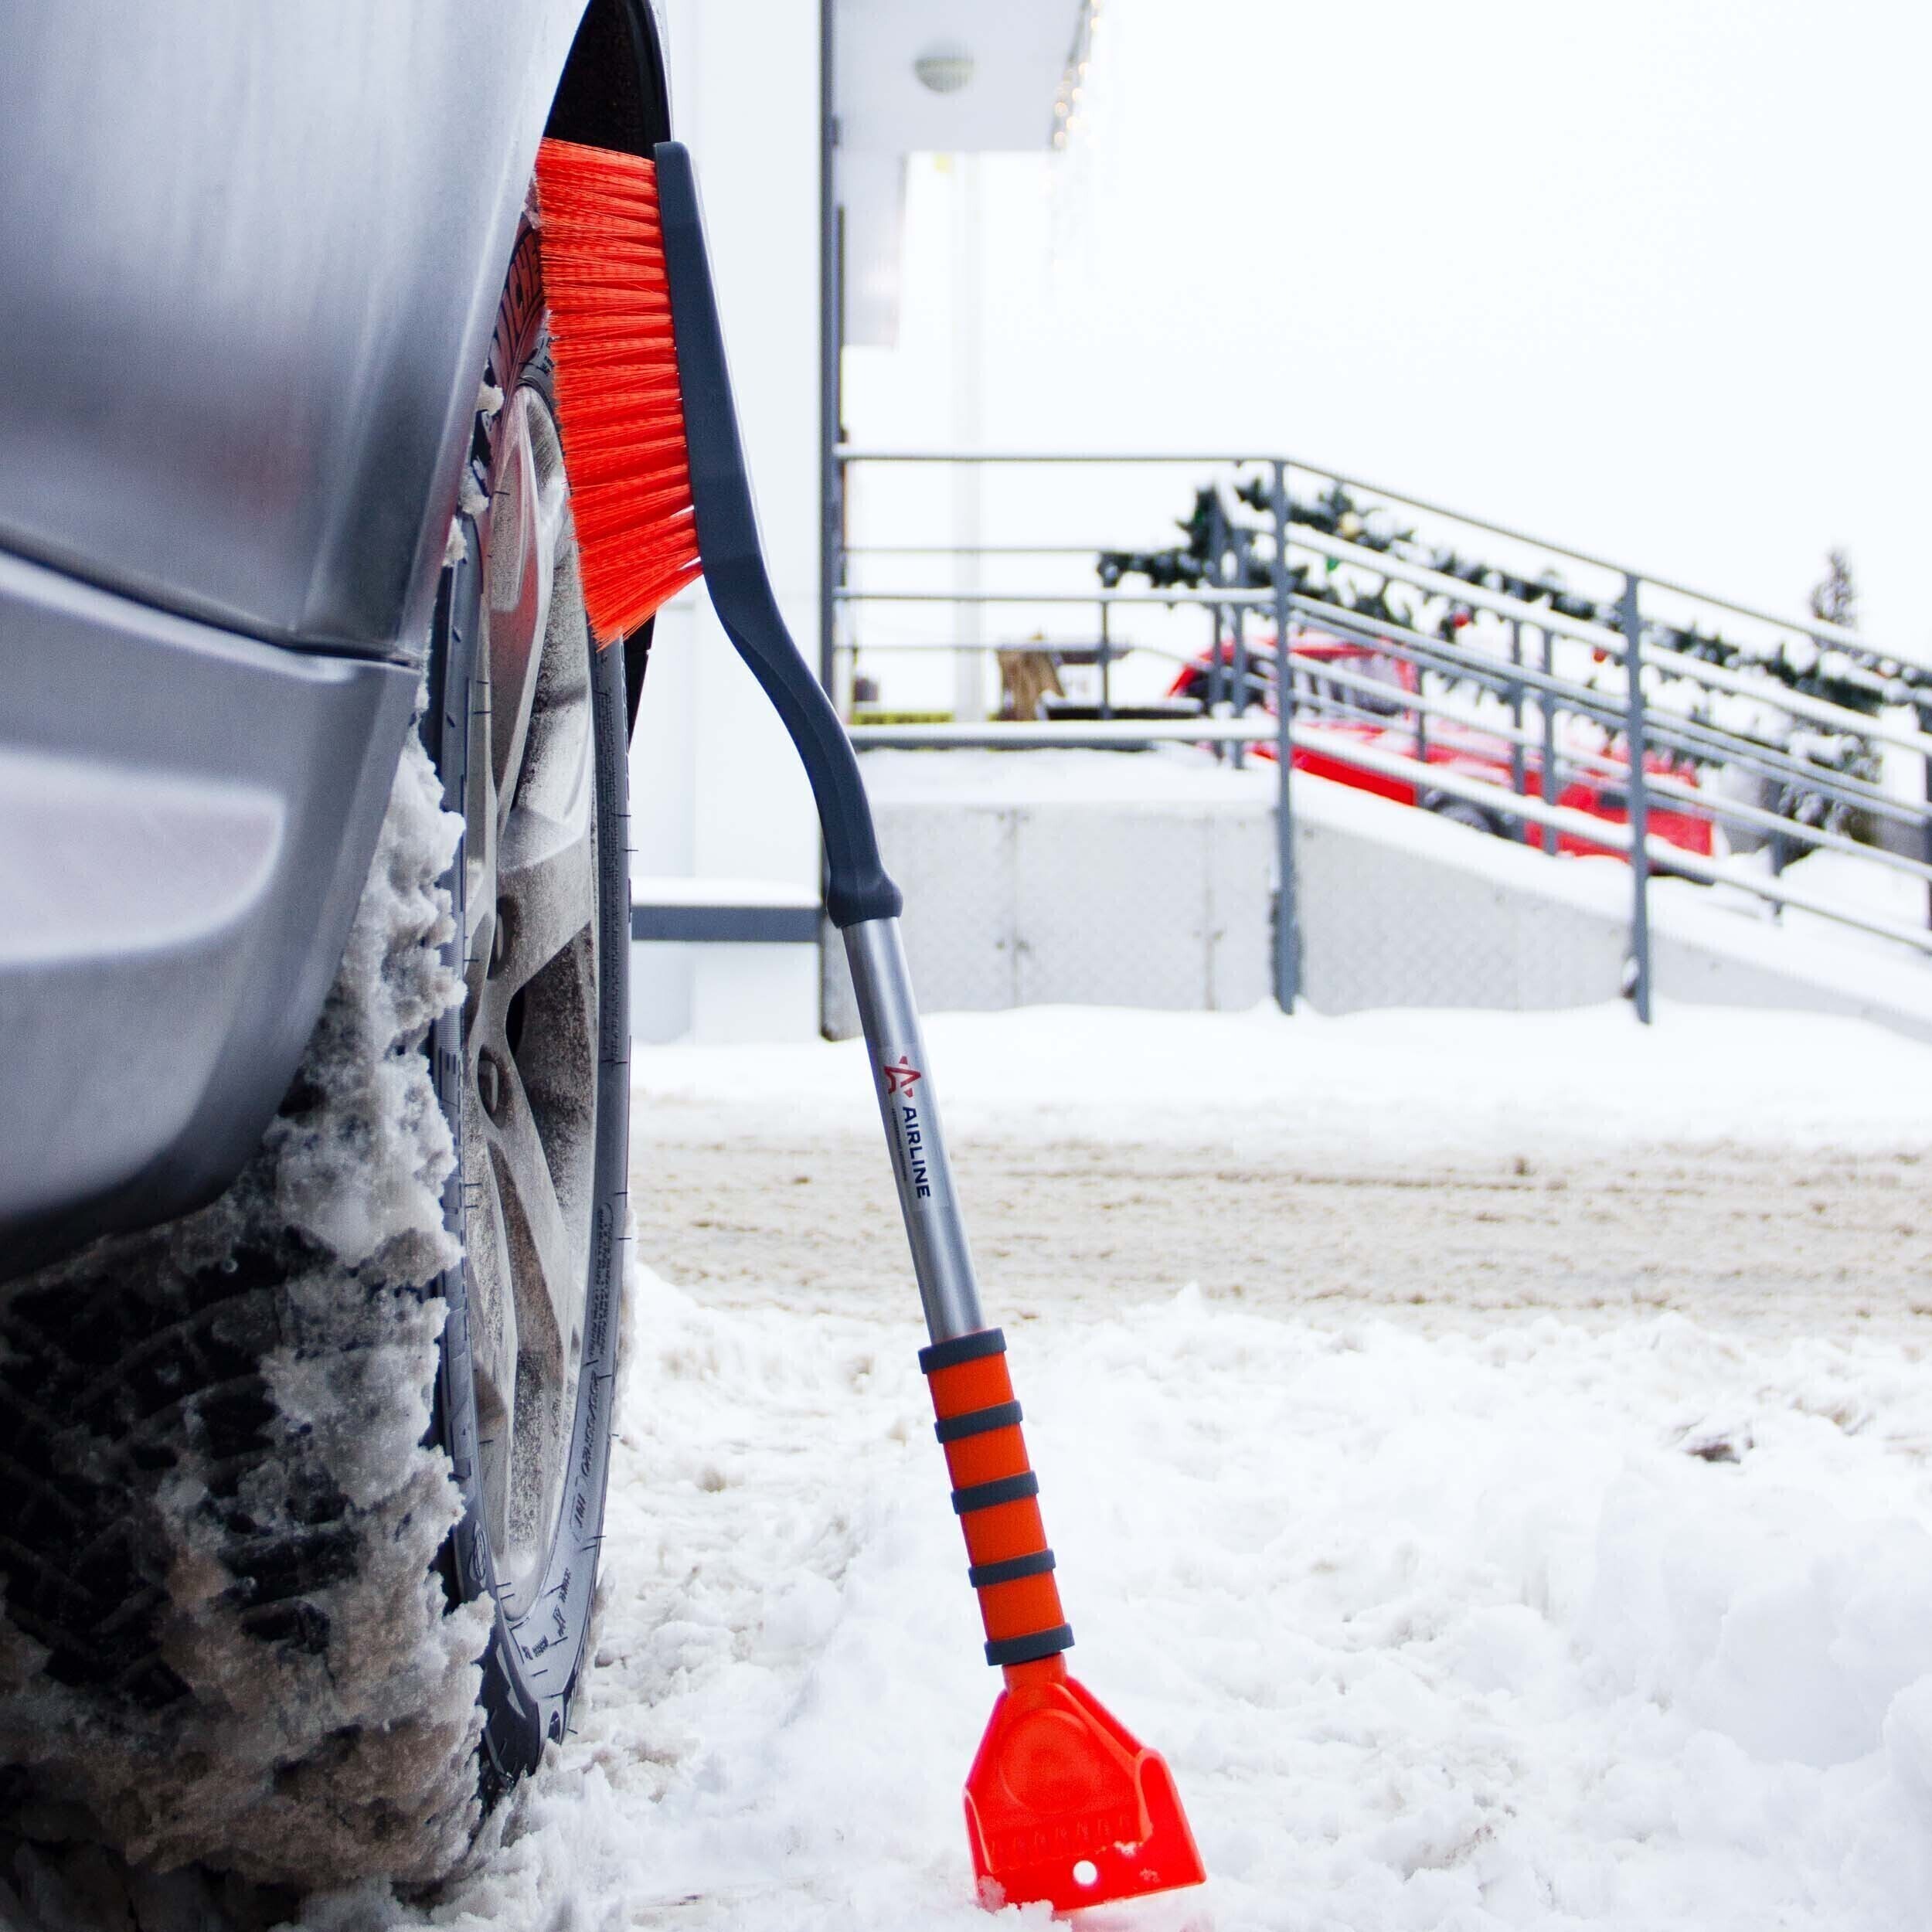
920,1328,1071,1668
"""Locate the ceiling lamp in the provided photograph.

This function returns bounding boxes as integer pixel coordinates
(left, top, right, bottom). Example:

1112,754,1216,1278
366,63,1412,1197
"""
913,43,975,94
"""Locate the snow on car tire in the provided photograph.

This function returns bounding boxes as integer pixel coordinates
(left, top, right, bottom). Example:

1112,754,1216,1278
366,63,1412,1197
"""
0,724,484,1892
0,216,629,1891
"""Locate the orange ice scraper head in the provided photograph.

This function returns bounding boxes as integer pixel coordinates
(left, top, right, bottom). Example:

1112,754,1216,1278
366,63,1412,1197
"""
966,1658,1205,1913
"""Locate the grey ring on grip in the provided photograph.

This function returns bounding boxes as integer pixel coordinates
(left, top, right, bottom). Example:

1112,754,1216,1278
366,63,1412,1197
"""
984,1625,1074,1668
968,1549,1056,1589
934,1400,1023,1444
919,1328,1007,1376
951,1471,1039,1515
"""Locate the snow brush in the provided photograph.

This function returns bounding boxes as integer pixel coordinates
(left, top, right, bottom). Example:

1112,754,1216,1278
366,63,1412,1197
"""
532,136,1206,1915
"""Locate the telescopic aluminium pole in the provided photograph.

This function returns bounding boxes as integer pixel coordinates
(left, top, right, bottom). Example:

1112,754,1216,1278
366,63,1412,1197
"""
655,139,1203,1913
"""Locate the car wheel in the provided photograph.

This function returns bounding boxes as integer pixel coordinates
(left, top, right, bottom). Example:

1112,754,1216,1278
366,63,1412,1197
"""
423,217,631,1797
0,217,629,1891
1428,798,1498,836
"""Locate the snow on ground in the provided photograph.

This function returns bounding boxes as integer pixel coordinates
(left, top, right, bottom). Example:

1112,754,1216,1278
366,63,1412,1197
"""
632,997,1932,1160
1743,845,1932,969
274,1000,1932,1930
308,1267,1932,1930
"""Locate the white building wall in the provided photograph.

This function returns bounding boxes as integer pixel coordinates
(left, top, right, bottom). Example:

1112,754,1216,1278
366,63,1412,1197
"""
628,0,824,1043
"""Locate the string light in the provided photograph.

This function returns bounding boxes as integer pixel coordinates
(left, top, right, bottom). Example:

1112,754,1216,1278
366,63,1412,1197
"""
1049,0,1101,148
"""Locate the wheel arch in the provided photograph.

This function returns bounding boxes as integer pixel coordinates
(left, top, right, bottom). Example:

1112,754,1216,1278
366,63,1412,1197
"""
544,0,675,731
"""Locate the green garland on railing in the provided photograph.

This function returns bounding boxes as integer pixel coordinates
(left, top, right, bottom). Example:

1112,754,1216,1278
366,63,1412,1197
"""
1096,480,1925,832
1097,480,1926,718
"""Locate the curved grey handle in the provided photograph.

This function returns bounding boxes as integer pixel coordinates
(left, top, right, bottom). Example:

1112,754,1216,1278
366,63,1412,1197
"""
654,141,901,930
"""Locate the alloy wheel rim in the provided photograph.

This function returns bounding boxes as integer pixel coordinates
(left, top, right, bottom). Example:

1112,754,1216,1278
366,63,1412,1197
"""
460,383,599,1620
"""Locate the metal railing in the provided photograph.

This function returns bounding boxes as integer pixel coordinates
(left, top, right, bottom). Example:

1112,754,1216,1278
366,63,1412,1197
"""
829,450,1932,1022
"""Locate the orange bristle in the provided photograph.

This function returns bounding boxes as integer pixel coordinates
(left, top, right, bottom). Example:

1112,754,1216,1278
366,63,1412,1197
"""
533,138,703,645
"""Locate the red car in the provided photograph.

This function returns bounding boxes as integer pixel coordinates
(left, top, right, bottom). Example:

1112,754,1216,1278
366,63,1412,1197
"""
1169,638,1713,859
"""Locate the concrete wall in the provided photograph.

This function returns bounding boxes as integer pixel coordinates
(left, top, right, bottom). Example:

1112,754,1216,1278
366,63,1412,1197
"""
819,791,1275,1018
822,766,1932,1043
628,0,823,1045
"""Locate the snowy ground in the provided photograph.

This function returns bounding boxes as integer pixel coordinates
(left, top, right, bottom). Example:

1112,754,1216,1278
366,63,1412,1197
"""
627,1003,1932,1345
257,999,1932,1930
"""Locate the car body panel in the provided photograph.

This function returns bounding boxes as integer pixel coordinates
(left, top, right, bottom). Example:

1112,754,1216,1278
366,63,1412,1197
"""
0,2,587,658
1172,636,1716,859
0,546,418,1270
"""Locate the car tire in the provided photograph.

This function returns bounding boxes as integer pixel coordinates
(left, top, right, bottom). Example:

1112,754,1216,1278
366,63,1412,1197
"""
0,216,629,1891
1427,798,1498,837
424,216,631,1798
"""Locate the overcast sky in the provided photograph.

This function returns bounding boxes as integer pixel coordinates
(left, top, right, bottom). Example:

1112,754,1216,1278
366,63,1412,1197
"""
846,0,1931,648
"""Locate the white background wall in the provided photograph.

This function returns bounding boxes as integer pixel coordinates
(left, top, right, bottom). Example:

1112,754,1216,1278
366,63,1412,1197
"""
628,0,824,1043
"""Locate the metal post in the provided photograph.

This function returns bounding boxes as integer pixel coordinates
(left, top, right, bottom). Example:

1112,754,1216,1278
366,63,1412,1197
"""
818,0,839,1040
818,0,839,694
1509,617,1527,837
1230,604,1247,770
1621,574,1653,1023
1097,597,1113,720
1539,624,1559,855
1206,606,1226,757
1270,461,1301,1012
950,170,987,726
1205,492,1228,759
1769,646,1798,898
1917,700,1932,931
